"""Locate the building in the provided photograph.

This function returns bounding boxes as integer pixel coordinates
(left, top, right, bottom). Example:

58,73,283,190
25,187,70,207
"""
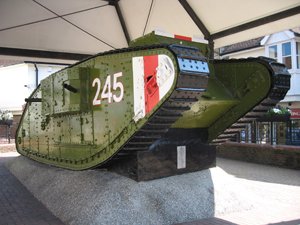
0,62,68,141
219,28,300,145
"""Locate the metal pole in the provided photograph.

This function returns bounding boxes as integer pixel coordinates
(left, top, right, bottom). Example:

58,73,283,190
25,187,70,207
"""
289,120,292,144
208,39,214,60
8,125,11,144
34,63,39,88
271,122,273,145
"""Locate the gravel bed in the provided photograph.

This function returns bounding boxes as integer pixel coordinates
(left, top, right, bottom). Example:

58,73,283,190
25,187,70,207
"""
0,143,16,153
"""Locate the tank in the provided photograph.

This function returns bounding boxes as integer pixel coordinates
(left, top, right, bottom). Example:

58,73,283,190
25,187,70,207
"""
16,31,290,170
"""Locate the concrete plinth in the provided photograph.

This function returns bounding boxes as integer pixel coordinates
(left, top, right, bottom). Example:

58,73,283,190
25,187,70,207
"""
107,144,216,181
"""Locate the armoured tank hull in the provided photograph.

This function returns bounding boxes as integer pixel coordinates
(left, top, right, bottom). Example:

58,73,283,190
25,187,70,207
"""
16,32,290,170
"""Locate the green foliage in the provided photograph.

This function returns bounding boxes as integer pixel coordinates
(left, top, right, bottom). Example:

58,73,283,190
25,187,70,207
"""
0,110,13,124
267,107,291,116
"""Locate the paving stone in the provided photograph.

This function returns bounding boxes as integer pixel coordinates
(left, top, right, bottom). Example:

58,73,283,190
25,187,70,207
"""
0,157,65,225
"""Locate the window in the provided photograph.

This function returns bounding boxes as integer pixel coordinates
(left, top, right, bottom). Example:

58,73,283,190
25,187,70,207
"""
269,45,277,60
282,42,292,69
297,42,300,69
266,39,300,70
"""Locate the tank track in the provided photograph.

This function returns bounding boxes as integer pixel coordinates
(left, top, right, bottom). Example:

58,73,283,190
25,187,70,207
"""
113,45,209,160
212,57,290,144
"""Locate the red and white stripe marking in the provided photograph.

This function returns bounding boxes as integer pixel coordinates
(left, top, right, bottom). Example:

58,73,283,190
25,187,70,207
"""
154,30,208,44
132,54,175,122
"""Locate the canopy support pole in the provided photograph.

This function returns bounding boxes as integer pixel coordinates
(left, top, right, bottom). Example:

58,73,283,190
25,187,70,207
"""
108,0,131,45
178,0,214,59
211,6,300,40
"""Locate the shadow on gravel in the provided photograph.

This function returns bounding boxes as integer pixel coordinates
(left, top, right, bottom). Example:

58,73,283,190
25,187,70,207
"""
217,157,300,186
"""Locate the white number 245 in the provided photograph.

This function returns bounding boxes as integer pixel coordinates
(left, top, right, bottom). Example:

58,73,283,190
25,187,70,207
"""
92,72,124,105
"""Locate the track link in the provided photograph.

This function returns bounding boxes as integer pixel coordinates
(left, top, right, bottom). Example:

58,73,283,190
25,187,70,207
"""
115,45,209,158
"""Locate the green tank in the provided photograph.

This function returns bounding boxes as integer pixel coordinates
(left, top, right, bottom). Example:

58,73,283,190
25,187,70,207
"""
16,32,290,170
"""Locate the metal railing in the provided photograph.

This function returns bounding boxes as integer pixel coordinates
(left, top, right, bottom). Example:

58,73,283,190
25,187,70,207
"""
234,121,300,146
0,125,13,144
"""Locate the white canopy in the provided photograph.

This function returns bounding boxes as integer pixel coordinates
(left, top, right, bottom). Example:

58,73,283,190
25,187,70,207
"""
0,0,299,63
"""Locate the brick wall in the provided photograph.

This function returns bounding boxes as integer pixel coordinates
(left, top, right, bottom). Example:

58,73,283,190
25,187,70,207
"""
217,142,300,170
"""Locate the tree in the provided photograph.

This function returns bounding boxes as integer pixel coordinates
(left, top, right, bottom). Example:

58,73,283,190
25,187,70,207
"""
0,110,13,125
0,110,13,143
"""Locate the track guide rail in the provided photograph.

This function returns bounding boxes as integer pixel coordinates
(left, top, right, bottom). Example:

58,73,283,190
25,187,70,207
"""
212,57,290,144
116,45,209,158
